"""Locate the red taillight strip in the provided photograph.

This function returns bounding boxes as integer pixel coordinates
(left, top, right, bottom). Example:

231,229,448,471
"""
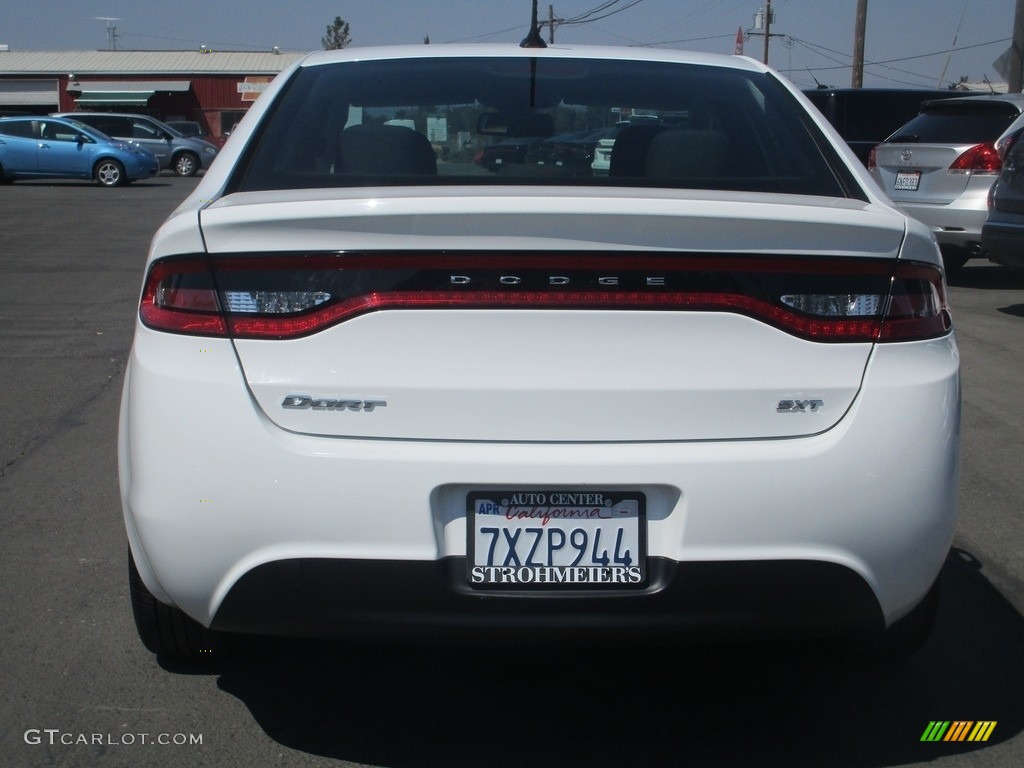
226,290,884,341
138,253,951,343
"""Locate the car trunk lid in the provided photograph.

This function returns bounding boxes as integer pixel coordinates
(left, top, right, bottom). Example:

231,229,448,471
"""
195,188,908,442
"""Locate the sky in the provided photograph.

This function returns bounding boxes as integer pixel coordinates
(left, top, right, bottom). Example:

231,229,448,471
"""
1,0,1017,90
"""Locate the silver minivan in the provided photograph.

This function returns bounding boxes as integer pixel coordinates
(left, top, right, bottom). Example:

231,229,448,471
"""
52,112,218,176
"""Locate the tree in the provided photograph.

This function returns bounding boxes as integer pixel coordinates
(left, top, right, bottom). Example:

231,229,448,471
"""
322,16,351,50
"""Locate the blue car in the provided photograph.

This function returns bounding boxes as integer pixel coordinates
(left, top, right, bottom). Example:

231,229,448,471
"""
0,116,159,186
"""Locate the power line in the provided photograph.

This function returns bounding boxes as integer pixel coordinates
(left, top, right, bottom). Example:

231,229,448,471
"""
561,0,645,26
790,35,1010,88
562,0,626,23
795,35,1007,68
444,24,525,44
539,0,646,42
637,33,735,47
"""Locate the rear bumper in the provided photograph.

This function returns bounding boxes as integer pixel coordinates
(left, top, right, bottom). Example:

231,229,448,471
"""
211,557,884,641
982,221,1024,269
896,196,988,251
120,327,961,637
126,155,159,180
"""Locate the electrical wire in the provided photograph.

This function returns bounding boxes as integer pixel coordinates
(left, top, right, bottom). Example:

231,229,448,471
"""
561,0,646,26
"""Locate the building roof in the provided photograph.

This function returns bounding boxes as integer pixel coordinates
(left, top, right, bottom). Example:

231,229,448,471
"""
0,49,308,76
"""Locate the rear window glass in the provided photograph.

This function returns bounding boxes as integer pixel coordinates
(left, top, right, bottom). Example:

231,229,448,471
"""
231,56,853,199
886,102,1020,144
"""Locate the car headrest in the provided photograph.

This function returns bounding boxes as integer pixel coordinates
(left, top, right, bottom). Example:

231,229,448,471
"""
339,124,437,176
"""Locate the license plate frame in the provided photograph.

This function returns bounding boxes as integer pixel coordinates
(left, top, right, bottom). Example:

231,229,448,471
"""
467,490,646,589
894,170,921,191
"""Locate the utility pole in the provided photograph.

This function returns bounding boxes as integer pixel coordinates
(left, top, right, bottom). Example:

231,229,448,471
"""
852,0,867,88
748,3,777,65
541,5,564,44
1012,0,1024,92
96,17,120,51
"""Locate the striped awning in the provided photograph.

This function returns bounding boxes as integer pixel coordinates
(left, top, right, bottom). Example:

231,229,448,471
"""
75,90,154,105
67,79,190,105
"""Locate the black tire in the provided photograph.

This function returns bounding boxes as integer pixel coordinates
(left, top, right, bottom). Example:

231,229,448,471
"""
0,161,11,183
128,550,222,661
94,158,127,187
173,151,199,177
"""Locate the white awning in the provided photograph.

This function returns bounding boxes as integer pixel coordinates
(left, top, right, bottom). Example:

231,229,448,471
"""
0,79,59,106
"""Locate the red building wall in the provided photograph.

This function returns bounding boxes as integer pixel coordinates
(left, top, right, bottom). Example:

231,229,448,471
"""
56,73,274,144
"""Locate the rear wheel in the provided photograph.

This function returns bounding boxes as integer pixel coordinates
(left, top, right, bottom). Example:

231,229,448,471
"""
94,158,126,187
173,151,199,177
129,550,222,661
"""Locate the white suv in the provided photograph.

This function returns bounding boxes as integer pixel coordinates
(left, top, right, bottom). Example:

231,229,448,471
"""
868,94,1024,270
120,43,960,661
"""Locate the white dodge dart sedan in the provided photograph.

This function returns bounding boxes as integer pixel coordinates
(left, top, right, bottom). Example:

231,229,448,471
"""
120,42,961,661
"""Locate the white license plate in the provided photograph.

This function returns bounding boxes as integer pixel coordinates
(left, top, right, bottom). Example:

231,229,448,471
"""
894,170,921,191
467,490,645,588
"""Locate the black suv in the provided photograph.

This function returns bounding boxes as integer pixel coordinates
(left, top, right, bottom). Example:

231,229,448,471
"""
804,88,965,166
982,115,1024,269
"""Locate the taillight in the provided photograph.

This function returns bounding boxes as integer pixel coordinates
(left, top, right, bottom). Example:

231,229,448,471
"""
139,258,226,336
949,142,1001,173
867,145,878,170
878,262,952,341
995,127,1023,160
138,253,951,343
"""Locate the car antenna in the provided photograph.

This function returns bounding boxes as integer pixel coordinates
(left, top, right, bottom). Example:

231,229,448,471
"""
807,68,827,89
520,0,547,48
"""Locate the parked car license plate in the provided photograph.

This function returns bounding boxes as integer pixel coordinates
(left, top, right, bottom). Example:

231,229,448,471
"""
467,490,646,588
894,170,921,191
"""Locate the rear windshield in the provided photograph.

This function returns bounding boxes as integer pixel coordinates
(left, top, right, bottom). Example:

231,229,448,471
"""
886,101,1020,144
231,56,855,198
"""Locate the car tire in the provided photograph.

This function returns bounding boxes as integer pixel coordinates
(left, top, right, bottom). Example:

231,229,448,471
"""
129,550,222,661
94,158,127,187
0,161,11,183
173,152,199,177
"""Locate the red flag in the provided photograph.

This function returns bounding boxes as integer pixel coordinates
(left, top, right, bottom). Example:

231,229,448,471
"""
734,26,744,56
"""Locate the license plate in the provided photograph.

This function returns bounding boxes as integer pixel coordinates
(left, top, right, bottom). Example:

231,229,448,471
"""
467,490,646,588
894,170,921,191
